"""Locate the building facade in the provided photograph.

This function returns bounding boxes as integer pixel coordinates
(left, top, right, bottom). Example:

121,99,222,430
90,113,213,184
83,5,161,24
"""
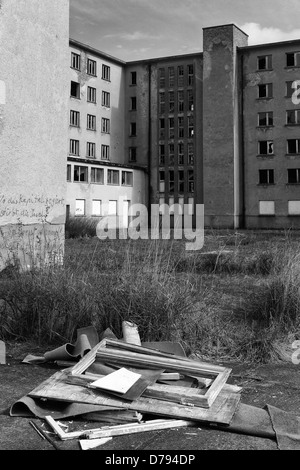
0,0,69,270
67,24,300,230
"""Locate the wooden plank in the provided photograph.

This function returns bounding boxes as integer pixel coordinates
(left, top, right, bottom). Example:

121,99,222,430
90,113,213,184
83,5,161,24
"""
45,415,196,441
67,372,237,408
96,345,226,375
28,371,240,425
85,419,196,440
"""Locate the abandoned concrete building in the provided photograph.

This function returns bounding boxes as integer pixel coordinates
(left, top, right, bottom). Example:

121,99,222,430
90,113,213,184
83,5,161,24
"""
67,23,300,230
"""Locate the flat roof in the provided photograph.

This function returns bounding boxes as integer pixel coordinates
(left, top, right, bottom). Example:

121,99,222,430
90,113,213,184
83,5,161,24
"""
127,51,202,66
239,37,300,52
69,38,126,66
202,23,248,37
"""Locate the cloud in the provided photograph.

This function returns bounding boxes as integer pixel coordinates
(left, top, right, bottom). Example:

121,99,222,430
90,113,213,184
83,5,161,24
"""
241,23,300,45
104,31,160,41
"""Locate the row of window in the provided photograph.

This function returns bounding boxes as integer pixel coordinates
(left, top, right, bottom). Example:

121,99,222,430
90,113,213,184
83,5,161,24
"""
257,139,300,156
159,169,194,193
74,199,123,217
257,80,299,99
159,65,194,89
258,110,300,126
159,116,194,139
257,52,300,71
67,165,133,186
71,52,111,80
70,111,110,132
258,168,300,185
159,142,194,166
69,140,110,159
70,81,111,106
158,90,194,114
259,200,300,216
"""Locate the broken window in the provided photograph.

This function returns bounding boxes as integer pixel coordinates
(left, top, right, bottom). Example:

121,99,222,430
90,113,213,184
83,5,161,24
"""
87,58,97,76
169,143,175,165
259,169,274,185
178,90,184,113
178,117,184,138
159,118,165,139
188,115,194,137
131,71,137,85
130,122,137,136
91,168,104,184
131,96,137,111
287,139,300,154
258,83,273,99
70,81,80,99
188,170,194,192
286,81,300,98
101,145,110,160
188,90,194,111
178,170,185,192
288,168,300,184
286,109,300,125
188,142,194,165
258,112,273,127
169,170,174,193
258,140,274,155
257,55,272,70
159,145,165,165
107,169,119,185
74,166,88,182
159,171,165,192
70,110,80,127
286,52,300,67
178,142,184,165
87,86,96,103
169,118,174,139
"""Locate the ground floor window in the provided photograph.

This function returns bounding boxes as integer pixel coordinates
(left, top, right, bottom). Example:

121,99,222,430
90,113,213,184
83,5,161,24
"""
288,200,300,215
259,200,275,215
75,199,85,216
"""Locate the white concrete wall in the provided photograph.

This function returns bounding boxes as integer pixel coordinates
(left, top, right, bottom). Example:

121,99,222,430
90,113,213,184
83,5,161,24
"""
0,0,69,268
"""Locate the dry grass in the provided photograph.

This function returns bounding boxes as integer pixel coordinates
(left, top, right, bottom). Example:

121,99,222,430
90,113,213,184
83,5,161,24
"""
1,225,300,363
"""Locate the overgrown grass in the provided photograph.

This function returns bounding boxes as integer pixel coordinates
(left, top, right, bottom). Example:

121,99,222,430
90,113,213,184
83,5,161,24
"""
1,227,300,364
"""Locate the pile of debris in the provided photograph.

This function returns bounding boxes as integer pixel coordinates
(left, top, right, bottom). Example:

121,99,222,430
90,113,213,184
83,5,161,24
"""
9,322,300,450
10,322,244,449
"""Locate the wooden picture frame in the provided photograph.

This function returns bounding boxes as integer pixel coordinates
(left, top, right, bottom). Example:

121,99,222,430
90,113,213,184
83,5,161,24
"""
69,338,232,409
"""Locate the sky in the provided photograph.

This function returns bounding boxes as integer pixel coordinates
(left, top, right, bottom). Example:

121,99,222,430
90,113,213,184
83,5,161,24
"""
70,0,300,61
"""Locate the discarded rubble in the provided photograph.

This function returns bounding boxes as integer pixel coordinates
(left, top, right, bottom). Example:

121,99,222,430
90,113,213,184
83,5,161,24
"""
6,322,300,450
